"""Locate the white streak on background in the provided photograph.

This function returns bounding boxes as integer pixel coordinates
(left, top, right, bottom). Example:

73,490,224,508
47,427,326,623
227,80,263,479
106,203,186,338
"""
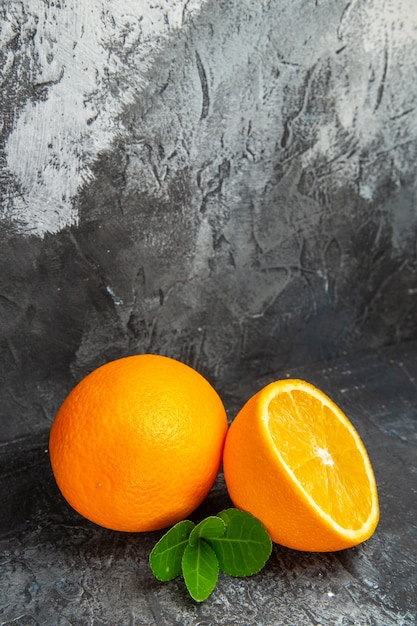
301,0,417,204
2,0,202,236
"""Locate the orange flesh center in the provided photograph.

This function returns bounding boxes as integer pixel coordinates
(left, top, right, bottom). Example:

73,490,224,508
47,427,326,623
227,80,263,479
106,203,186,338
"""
267,389,372,530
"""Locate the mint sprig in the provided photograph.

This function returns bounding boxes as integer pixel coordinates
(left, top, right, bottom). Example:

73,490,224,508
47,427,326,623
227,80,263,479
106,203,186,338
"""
149,509,272,602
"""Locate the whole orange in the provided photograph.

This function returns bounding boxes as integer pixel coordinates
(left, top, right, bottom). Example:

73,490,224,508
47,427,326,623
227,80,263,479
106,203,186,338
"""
49,354,228,532
223,379,379,551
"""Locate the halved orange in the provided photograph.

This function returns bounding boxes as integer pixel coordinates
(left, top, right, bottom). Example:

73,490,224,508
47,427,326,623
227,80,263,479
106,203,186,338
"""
223,379,379,551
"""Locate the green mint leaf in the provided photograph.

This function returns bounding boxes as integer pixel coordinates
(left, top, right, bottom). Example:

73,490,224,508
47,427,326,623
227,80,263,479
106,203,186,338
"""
181,539,219,602
206,508,272,577
149,519,195,581
149,508,273,602
188,516,226,547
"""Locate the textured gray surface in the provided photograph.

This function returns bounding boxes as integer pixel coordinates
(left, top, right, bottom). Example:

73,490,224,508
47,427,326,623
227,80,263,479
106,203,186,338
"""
1,4,417,621
1,0,417,442
1,341,417,625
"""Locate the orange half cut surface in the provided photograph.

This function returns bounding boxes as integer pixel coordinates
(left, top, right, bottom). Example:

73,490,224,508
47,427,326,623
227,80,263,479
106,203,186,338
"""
223,379,379,551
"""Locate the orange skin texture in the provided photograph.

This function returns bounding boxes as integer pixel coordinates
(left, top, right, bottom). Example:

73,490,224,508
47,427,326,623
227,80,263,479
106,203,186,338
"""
223,379,379,552
49,354,228,532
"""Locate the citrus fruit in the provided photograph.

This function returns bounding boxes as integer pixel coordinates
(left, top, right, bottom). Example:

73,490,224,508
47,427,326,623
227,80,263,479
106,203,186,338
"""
223,379,379,551
49,354,228,532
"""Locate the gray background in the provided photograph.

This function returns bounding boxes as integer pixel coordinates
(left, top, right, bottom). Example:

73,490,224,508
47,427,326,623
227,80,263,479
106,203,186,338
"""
1,1,417,436
1,2,417,625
